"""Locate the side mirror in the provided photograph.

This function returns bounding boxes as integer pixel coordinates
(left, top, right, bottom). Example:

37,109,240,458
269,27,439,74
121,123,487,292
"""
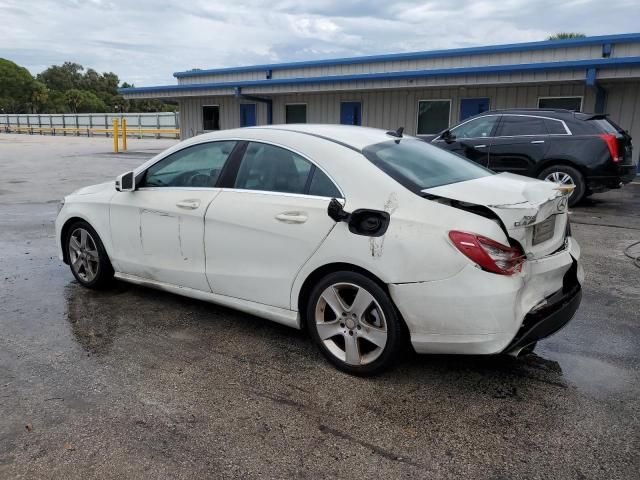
115,171,135,192
441,129,454,143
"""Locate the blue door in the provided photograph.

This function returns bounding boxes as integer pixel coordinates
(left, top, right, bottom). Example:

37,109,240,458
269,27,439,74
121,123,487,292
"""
240,104,256,127
340,102,362,125
459,98,490,121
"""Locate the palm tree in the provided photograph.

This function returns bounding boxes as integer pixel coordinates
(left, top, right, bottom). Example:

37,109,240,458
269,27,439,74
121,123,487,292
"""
30,81,48,114
547,32,586,40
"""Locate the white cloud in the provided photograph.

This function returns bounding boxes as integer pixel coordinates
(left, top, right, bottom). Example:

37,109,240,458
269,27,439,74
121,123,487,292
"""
0,0,638,86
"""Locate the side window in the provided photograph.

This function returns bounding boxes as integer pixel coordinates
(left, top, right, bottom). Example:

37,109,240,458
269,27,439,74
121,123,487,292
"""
286,104,307,124
450,116,499,139
308,168,341,198
234,143,312,194
417,100,451,134
142,141,237,188
498,116,547,137
544,118,568,135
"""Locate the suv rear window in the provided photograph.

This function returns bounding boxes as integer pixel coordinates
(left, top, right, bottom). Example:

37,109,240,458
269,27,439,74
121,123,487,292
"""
362,139,493,191
590,118,622,135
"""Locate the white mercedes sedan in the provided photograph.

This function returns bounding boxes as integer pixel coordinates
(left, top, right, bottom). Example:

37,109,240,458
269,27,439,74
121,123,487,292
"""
55,124,583,375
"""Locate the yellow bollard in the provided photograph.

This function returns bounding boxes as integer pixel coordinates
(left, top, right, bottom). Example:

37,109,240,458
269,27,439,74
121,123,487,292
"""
112,119,119,154
121,118,127,151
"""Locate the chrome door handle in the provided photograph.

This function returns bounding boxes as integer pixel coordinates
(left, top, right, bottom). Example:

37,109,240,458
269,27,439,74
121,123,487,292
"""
474,144,487,148
531,140,545,144
176,200,200,210
275,212,308,224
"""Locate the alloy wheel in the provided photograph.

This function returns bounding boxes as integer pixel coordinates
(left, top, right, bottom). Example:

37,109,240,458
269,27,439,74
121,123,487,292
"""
314,282,388,366
68,227,100,283
544,171,575,186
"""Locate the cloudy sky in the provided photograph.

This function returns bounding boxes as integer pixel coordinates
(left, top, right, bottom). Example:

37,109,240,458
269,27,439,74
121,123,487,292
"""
2,0,639,86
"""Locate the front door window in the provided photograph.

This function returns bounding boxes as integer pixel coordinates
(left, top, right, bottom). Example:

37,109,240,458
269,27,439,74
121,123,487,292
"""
450,116,499,139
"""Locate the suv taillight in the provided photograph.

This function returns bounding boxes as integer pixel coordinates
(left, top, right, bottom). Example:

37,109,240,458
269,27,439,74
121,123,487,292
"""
449,231,524,275
599,134,621,162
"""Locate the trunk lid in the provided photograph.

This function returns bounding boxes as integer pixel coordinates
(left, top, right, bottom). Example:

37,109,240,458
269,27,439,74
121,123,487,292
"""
423,173,570,259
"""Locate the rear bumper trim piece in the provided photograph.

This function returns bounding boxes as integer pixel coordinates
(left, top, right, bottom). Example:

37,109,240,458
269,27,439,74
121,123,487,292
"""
503,265,582,354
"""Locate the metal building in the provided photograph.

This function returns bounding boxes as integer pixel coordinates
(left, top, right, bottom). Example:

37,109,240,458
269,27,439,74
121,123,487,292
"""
120,33,640,144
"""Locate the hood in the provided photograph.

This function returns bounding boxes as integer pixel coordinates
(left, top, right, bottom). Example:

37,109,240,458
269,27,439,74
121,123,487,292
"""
423,173,571,258
71,181,113,196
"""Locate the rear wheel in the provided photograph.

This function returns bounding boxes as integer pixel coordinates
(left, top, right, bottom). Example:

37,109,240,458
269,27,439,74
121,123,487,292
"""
538,165,585,207
65,220,114,289
306,271,404,376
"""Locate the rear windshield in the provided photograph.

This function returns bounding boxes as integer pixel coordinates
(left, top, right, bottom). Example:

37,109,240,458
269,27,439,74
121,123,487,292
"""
362,139,493,191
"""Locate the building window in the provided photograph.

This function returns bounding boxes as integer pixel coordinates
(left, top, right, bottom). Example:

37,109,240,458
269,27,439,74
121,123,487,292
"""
538,97,582,112
286,104,307,124
417,100,451,134
202,106,220,131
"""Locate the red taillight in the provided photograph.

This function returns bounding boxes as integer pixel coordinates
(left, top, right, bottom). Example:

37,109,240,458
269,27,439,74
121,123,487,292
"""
449,231,524,275
599,134,621,163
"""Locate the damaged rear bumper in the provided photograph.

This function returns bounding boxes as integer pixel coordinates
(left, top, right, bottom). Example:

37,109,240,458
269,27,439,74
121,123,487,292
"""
390,238,583,355
502,261,582,355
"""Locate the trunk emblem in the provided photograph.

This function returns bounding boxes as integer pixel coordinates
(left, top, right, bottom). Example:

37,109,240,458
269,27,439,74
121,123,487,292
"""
514,215,537,227
557,196,568,212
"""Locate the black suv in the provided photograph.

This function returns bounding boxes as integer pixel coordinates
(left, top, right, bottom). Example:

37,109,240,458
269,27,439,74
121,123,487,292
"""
423,109,636,206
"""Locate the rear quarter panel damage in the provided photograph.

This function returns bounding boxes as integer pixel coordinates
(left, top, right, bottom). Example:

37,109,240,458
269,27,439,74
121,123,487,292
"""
290,187,510,310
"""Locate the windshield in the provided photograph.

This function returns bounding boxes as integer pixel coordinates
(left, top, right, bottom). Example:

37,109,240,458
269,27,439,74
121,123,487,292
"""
362,139,493,191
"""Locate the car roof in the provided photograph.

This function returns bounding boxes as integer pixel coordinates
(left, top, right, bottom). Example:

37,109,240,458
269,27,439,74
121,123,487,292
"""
195,124,405,151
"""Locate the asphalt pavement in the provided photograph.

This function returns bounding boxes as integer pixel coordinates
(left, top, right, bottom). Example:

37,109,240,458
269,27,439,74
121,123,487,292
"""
1,134,638,479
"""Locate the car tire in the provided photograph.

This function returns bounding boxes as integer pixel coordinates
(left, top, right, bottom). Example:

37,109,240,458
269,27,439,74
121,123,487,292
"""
65,220,114,289
538,165,585,207
306,271,405,376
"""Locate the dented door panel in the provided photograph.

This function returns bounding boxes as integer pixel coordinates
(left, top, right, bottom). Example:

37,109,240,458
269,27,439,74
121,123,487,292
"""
109,188,221,291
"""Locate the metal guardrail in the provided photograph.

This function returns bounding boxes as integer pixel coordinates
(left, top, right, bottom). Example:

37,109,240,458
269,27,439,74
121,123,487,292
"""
0,112,180,139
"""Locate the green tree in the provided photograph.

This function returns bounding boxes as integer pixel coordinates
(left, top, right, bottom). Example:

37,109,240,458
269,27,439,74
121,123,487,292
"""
547,32,586,40
2,58,174,114
30,80,49,113
64,89,106,113
0,58,35,113
37,62,84,92
45,91,70,113
110,94,129,113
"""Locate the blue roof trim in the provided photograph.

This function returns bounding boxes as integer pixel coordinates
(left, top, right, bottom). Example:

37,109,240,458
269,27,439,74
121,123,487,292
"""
173,32,640,78
119,56,640,95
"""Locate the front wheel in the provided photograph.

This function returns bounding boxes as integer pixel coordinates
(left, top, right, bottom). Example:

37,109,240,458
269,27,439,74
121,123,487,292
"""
65,220,114,289
538,165,585,207
306,271,405,376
